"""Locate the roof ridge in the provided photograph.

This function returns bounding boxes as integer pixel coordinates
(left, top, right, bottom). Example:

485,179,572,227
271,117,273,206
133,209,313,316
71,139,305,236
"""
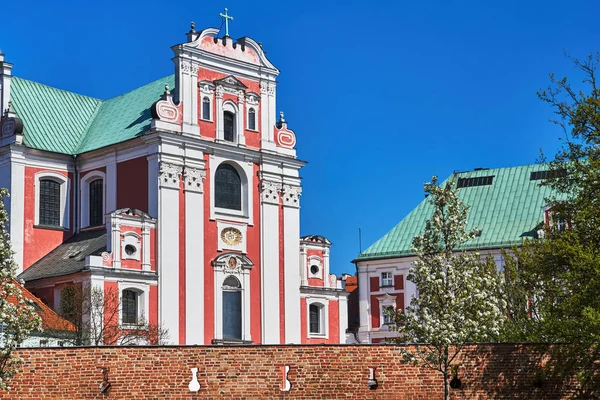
12,76,103,102
103,74,174,102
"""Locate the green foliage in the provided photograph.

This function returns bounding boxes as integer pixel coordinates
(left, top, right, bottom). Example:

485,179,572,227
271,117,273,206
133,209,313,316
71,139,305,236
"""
388,177,505,400
501,52,600,396
0,189,42,391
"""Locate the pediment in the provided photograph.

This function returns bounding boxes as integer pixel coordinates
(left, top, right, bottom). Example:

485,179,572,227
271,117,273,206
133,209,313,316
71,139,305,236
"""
214,75,248,90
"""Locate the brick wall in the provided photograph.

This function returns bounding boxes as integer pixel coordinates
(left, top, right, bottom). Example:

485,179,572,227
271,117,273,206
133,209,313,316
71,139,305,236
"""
1,344,573,399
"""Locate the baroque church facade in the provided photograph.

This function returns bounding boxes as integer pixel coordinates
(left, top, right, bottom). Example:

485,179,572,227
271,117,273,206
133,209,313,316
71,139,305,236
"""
0,22,348,345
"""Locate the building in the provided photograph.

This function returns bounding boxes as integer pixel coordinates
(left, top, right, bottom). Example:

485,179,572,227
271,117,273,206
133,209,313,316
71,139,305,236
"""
352,164,557,343
2,280,75,347
0,19,347,345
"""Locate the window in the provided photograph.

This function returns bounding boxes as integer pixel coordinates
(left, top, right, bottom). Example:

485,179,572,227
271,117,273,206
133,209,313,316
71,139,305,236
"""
381,272,393,287
89,179,103,226
456,175,494,188
309,303,324,335
122,289,138,325
222,276,242,340
202,97,211,120
248,108,256,130
215,164,241,211
224,111,235,142
382,305,395,325
310,265,319,275
39,179,61,227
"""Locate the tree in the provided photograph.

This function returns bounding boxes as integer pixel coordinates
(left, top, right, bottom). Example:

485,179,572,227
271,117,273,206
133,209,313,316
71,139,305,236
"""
52,284,168,346
501,53,600,396
387,177,505,400
0,189,42,391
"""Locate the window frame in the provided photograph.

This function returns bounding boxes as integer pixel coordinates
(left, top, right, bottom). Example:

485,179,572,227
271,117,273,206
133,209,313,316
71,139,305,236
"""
381,272,393,287
209,157,253,225
306,298,328,338
247,107,257,131
381,305,395,326
34,171,70,229
80,171,106,229
118,282,148,329
201,96,212,121
214,163,242,211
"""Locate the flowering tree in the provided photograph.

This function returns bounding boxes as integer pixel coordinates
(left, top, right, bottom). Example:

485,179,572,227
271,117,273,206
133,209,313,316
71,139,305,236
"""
388,177,505,400
0,189,42,391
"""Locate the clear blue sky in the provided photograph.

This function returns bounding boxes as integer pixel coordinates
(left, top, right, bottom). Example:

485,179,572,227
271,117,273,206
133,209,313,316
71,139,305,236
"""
2,0,598,275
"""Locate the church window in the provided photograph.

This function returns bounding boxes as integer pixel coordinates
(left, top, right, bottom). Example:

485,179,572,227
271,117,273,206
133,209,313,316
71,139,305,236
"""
248,108,256,130
39,179,61,227
310,265,319,275
122,289,138,325
202,97,211,121
223,111,235,142
381,272,393,287
309,303,324,335
89,179,103,227
215,164,241,211
222,276,242,340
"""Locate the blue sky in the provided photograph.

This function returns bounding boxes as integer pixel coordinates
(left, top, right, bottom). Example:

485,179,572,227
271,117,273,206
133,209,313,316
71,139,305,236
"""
2,0,599,275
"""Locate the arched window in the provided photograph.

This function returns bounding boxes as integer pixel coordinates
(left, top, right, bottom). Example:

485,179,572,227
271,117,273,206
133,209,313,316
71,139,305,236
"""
215,164,241,210
122,289,138,325
222,276,242,340
89,179,103,227
248,108,256,130
223,111,235,142
39,179,61,227
309,304,322,334
202,97,211,120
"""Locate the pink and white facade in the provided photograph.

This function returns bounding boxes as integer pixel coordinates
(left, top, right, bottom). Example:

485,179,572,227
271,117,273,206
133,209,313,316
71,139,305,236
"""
0,25,348,344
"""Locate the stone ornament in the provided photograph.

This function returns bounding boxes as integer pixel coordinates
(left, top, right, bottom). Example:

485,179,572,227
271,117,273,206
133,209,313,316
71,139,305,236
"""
260,180,281,204
221,227,243,246
183,167,206,193
216,85,224,99
282,185,302,208
159,163,182,189
188,367,200,392
151,85,181,123
280,365,291,392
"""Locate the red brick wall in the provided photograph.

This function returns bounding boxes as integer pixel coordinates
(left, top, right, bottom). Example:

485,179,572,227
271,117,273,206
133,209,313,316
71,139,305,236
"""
1,344,573,399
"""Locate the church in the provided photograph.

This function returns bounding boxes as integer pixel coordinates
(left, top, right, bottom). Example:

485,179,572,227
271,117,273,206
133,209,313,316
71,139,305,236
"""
0,14,348,345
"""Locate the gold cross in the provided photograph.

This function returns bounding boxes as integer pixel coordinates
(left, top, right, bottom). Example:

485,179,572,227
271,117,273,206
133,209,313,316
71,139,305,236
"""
219,8,234,37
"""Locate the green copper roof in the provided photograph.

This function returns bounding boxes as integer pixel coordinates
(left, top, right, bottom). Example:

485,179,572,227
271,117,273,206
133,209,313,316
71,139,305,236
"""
10,75,175,155
355,164,559,262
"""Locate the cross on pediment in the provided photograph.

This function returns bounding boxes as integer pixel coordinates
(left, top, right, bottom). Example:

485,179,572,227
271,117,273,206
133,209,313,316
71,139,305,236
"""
219,8,234,37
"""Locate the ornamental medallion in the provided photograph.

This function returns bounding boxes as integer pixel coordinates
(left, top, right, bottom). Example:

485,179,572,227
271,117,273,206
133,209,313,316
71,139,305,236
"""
221,227,243,246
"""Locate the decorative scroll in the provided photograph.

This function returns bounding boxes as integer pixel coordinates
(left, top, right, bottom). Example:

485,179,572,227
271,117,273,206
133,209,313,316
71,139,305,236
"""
151,85,182,124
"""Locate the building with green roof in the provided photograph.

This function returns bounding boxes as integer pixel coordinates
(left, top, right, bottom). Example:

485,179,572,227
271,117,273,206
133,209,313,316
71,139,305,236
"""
0,21,350,347
352,164,557,343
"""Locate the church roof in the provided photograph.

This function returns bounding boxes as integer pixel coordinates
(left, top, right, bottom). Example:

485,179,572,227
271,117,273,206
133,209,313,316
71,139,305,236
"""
10,74,175,155
19,229,107,282
354,164,559,262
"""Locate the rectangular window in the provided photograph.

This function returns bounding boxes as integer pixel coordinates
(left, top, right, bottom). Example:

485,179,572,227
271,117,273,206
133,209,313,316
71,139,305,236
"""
382,305,395,325
202,97,211,120
39,179,61,227
381,272,393,287
248,108,256,130
89,179,103,227
456,175,494,188
122,290,138,325
309,304,322,334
